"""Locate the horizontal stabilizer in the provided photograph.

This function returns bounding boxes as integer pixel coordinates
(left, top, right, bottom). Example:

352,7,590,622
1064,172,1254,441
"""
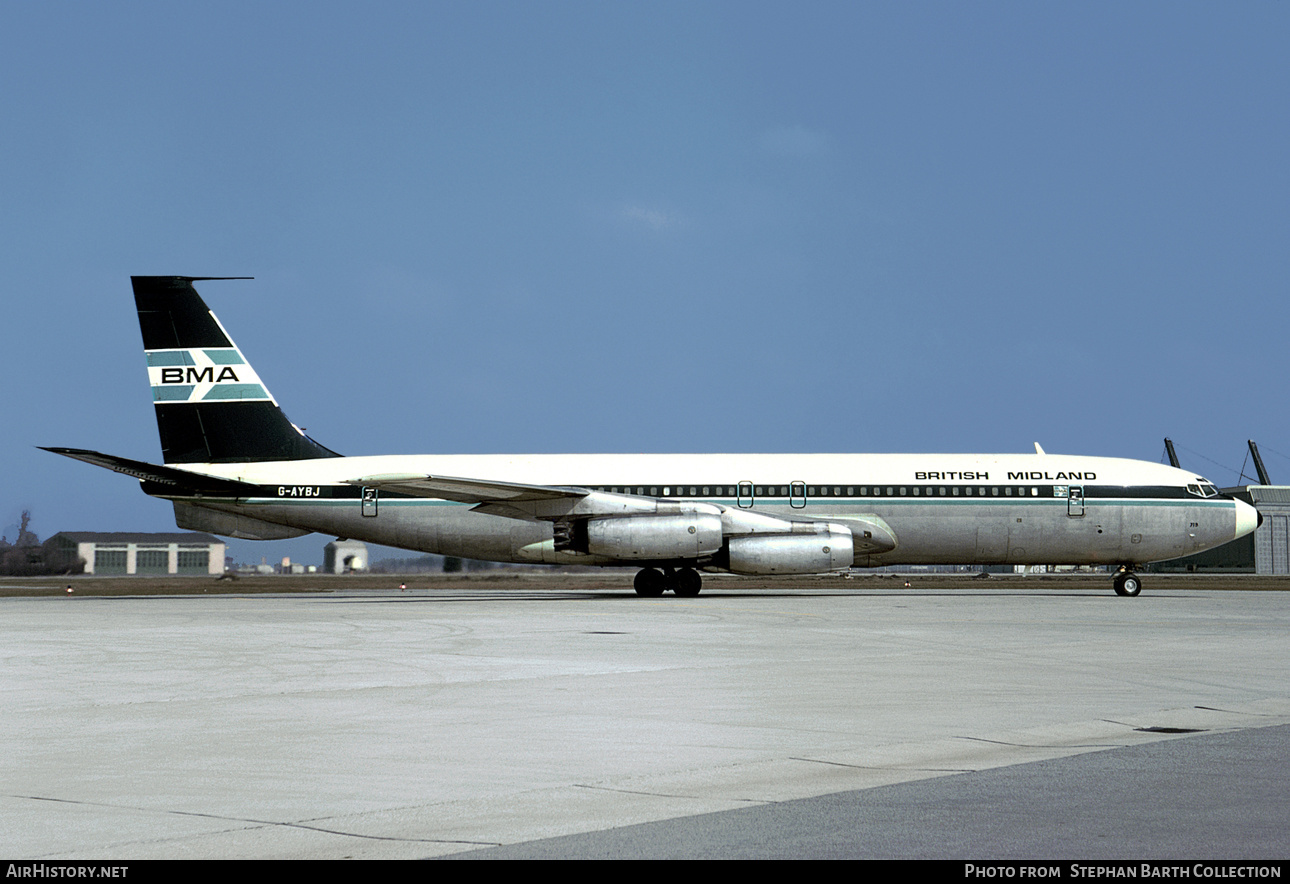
40,447,258,497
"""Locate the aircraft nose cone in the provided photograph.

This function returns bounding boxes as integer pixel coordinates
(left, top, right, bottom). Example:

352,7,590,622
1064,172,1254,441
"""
1235,499,1260,539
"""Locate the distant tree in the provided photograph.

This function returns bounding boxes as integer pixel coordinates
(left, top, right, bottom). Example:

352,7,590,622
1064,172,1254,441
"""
442,556,463,573
0,510,84,576
16,511,38,547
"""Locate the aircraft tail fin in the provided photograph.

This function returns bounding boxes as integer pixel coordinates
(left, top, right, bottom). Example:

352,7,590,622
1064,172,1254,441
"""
133,276,339,464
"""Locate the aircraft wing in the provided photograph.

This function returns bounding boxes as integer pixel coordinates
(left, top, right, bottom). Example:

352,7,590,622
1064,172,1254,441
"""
344,473,676,522
345,473,587,505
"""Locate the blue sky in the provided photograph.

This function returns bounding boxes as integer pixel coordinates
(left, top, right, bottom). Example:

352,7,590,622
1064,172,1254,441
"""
3,2,1288,564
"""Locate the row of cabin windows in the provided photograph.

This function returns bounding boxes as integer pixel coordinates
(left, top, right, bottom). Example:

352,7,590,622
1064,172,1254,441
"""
589,485,1049,499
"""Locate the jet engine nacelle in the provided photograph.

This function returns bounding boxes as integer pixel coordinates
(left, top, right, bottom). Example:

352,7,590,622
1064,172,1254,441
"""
727,526,854,575
585,513,724,561
173,501,311,541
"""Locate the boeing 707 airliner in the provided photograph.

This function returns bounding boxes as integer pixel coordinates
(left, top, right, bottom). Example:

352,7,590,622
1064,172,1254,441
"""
45,277,1260,597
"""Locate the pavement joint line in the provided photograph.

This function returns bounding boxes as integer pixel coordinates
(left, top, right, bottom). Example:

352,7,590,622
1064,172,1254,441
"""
14,793,501,846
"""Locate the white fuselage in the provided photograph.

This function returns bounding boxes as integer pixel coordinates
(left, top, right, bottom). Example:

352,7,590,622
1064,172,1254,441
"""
167,451,1258,569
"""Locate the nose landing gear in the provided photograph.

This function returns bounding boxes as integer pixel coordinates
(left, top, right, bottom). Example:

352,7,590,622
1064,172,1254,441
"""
1113,568,1142,597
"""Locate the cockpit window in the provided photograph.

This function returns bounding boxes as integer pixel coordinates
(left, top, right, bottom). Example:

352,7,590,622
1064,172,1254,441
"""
1187,481,1221,498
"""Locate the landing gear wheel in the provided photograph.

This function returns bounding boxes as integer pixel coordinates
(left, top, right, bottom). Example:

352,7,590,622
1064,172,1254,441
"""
1113,571,1142,597
634,568,666,597
673,568,702,597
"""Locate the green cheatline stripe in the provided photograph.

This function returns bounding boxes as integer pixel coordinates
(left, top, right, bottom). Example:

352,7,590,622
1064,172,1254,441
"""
246,499,465,506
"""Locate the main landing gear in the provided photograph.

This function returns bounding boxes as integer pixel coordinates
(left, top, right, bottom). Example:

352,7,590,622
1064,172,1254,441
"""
1113,567,1142,597
634,567,703,597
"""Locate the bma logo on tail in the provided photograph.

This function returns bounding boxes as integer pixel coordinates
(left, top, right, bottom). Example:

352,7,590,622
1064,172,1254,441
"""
146,348,272,404
161,365,240,383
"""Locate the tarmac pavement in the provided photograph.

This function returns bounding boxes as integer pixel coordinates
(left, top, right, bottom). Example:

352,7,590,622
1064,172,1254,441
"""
4,585,1288,859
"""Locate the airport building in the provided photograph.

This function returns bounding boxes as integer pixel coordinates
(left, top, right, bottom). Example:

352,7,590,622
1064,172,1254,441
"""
324,539,369,573
1243,486,1290,573
45,532,226,576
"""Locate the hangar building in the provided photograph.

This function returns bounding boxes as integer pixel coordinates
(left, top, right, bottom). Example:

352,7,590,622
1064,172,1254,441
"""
1242,485,1290,573
324,539,369,573
45,532,226,576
